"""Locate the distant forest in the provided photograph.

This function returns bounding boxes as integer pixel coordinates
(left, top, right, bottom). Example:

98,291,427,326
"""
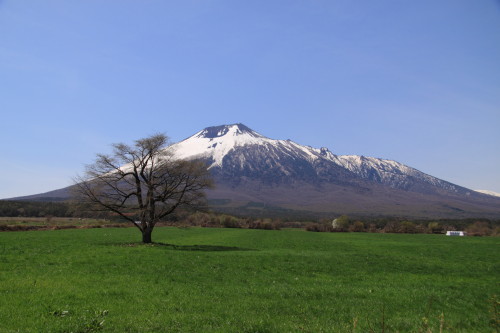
0,200,84,218
0,200,498,236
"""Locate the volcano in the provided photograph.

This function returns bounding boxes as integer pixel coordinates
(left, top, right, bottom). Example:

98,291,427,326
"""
11,123,500,218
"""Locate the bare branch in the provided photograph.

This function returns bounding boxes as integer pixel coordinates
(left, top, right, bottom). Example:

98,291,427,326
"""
72,133,213,243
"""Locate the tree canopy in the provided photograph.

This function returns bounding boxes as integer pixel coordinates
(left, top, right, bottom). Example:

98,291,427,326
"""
73,133,213,243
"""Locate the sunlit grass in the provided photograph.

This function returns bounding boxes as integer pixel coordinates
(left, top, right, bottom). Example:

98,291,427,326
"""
0,227,498,332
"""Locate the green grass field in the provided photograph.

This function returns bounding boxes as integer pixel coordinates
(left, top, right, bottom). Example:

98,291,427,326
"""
0,227,498,332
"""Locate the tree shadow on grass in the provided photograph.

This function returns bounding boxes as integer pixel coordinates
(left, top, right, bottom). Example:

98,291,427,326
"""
120,242,255,252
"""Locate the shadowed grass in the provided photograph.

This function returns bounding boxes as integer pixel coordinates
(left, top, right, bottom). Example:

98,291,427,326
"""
119,242,255,252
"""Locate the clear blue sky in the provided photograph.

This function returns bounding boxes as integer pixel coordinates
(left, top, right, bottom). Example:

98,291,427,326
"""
1,1,499,198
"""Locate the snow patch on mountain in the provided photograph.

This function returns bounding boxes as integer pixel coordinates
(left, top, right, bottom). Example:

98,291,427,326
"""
333,155,459,191
475,190,500,197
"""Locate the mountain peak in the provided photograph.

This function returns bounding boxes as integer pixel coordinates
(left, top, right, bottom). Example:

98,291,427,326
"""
172,123,268,167
196,123,262,139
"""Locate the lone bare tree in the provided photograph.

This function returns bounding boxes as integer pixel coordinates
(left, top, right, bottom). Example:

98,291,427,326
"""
73,133,213,243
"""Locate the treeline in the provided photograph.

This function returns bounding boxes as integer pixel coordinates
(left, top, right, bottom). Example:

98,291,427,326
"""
165,211,283,230
1,200,499,235
0,200,112,219
305,215,500,236
0,200,75,217
166,212,500,236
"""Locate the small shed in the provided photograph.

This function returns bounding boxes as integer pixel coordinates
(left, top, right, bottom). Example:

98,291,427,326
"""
446,231,466,236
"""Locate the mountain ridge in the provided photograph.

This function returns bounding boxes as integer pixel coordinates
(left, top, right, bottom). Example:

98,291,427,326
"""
170,124,473,196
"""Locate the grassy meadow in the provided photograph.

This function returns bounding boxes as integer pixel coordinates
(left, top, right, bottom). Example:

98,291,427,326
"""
0,227,498,332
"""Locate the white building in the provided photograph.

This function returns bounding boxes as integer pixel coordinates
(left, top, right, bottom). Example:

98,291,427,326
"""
446,231,467,236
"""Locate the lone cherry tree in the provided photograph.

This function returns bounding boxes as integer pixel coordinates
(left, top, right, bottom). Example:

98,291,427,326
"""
74,133,213,243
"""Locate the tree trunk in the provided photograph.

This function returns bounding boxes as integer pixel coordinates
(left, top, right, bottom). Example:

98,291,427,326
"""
142,228,153,243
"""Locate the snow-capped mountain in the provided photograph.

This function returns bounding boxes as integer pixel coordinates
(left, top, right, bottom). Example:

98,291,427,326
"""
172,124,332,170
11,123,500,218
164,123,500,218
169,123,468,195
